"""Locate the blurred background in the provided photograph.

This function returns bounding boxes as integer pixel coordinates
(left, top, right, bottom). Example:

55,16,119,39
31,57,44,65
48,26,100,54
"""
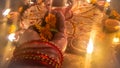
0,0,120,68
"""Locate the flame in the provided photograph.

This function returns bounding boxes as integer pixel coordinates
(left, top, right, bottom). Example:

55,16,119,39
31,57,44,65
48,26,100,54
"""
85,38,94,68
113,37,119,43
3,9,11,16
86,0,91,3
8,33,16,42
29,0,34,4
106,0,111,2
87,38,94,54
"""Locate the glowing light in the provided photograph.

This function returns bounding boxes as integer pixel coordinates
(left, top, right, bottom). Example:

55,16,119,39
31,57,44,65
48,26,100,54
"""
86,0,91,3
29,0,34,4
9,48,12,51
3,9,11,16
113,37,119,43
30,2,34,4
114,26,120,30
65,3,69,6
87,38,94,54
5,58,9,61
85,38,94,68
86,0,97,4
106,0,111,2
8,33,16,42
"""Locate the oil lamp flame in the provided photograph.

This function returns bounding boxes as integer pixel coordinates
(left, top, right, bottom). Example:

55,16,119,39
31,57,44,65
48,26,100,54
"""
86,0,91,3
3,9,11,16
113,37,119,43
106,0,111,2
87,38,94,54
8,33,16,42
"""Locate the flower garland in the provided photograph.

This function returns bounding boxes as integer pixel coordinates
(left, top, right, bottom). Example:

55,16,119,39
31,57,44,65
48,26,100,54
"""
34,13,58,41
8,24,16,33
108,10,120,20
106,7,120,21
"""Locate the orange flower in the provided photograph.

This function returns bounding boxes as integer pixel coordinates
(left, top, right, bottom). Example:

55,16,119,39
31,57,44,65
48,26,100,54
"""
8,25,16,33
45,13,56,28
34,13,57,41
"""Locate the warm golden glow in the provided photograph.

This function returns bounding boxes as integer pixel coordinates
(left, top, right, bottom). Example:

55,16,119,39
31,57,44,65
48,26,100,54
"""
3,9,11,16
85,38,94,68
114,26,120,30
86,0,97,4
87,38,94,54
105,0,111,7
86,0,91,3
2,42,15,65
5,58,9,61
85,28,96,68
113,37,119,43
29,0,34,4
8,33,16,42
106,0,111,2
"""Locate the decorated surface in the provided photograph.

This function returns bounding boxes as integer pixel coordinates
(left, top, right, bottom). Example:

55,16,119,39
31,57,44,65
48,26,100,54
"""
0,0,120,68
